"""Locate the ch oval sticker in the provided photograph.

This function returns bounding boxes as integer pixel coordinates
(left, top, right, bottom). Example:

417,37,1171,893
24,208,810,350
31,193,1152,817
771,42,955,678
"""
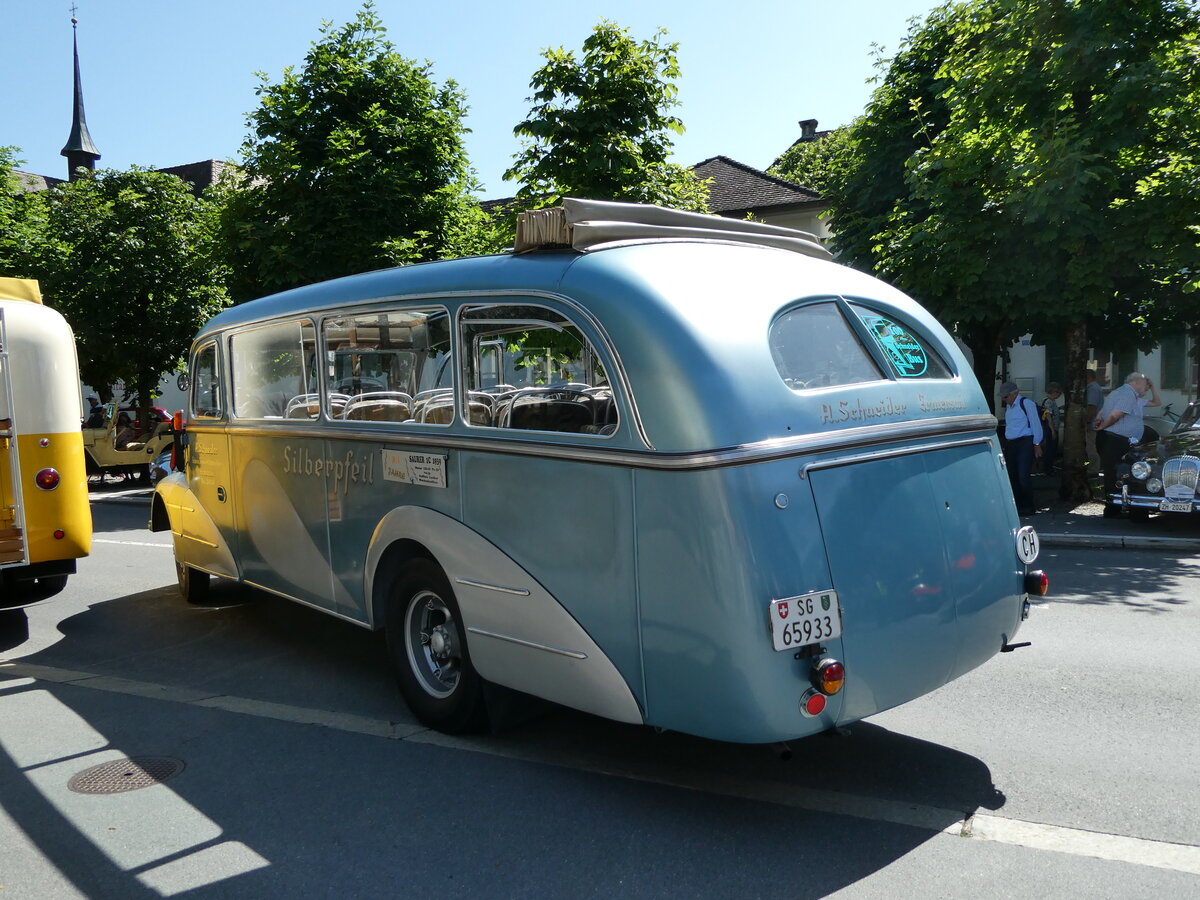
1016,525,1040,564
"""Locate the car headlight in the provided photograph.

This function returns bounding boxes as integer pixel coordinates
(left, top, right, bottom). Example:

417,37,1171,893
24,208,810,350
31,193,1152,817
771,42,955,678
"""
1131,460,1152,480
1147,478,1163,494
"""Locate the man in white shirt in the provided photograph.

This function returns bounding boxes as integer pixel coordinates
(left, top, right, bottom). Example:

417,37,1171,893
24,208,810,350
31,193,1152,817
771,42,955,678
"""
1000,381,1043,516
1094,372,1160,515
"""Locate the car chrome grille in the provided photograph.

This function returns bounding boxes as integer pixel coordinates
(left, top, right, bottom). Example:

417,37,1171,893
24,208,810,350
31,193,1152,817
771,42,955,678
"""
1162,456,1200,495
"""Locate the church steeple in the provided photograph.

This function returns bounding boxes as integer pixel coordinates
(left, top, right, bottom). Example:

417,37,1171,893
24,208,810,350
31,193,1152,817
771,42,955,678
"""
60,10,100,180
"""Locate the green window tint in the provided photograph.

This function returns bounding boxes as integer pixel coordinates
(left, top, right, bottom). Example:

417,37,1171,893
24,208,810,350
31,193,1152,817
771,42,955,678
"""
848,304,953,380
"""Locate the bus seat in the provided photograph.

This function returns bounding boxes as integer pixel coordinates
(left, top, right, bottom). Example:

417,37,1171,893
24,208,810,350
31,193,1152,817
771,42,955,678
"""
285,394,320,419
467,401,491,426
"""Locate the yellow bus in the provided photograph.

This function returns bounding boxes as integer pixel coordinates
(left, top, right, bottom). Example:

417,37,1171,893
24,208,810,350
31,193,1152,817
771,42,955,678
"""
0,278,91,605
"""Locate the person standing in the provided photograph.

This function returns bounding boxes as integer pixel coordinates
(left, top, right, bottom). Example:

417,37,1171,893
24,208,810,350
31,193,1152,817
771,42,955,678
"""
1093,372,1160,516
1039,382,1063,474
1084,369,1104,472
1000,381,1043,516
84,396,105,428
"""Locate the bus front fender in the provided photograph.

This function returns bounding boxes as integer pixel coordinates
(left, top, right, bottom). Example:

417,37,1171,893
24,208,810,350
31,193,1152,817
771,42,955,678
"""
152,474,238,580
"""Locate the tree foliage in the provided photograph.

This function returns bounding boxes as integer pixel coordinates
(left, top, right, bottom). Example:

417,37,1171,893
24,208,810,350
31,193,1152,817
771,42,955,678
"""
769,126,854,196
220,1,495,302
37,168,229,421
821,0,1200,501
505,20,709,212
0,147,49,276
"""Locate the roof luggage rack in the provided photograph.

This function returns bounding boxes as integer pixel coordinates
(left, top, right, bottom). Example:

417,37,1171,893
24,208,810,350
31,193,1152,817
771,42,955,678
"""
514,197,831,261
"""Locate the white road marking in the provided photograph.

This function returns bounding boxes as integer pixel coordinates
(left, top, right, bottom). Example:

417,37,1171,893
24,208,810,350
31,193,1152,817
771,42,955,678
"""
3,659,1198,876
93,538,171,549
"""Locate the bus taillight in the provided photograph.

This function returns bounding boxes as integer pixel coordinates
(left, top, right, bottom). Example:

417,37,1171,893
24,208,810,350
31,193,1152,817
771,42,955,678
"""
812,658,846,695
34,468,61,490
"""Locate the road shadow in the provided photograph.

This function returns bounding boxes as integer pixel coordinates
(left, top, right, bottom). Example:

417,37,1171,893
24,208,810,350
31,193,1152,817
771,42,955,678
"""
0,664,1000,899
0,606,29,651
1040,545,1199,612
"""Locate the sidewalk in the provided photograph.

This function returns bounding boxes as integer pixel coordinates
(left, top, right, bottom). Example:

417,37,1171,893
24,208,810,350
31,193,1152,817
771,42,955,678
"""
1025,471,1200,551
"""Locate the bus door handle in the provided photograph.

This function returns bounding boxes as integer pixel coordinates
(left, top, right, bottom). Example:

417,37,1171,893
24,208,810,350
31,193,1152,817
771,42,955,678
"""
216,487,227,503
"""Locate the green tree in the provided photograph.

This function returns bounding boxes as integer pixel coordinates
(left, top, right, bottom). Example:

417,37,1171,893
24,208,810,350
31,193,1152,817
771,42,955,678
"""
220,1,494,302
0,147,49,276
38,168,229,426
769,126,854,196
824,0,1200,502
505,20,709,212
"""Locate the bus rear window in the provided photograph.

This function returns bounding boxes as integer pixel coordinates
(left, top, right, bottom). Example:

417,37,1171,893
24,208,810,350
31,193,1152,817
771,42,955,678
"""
769,301,883,391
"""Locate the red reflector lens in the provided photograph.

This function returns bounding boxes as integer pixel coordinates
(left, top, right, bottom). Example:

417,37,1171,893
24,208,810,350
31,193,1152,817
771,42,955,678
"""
802,690,827,717
53,529,65,540
1025,570,1049,596
35,468,61,490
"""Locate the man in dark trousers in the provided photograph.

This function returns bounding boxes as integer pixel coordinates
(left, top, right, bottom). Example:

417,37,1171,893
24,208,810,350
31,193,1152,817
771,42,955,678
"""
1000,381,1043,516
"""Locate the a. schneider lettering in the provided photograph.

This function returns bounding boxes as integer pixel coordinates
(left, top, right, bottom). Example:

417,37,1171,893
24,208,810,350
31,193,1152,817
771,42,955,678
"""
282,446,375,494
820,396,907,425
819,393,969,425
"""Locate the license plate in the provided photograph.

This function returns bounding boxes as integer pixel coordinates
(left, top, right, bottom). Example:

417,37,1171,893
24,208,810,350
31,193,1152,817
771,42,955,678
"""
1159,499,1192,513
770,590,842,652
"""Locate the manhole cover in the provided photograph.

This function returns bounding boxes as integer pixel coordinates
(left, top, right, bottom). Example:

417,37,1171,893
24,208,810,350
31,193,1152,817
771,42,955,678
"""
68,757,186,795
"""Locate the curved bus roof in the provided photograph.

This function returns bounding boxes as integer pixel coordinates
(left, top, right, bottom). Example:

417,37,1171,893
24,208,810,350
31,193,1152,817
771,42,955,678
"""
200,208,988,454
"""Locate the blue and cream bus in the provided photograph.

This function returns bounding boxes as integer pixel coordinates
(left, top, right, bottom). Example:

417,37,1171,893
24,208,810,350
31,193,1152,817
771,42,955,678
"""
151,200,1044,742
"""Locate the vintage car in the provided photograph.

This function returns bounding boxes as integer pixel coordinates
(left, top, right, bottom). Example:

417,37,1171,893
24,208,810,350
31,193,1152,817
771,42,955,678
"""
1110,402,1200,519
81,403,174,481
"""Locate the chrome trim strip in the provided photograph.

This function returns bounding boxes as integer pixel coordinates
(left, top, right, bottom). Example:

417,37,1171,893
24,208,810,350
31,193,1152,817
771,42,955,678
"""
466,627,588,660
241,578,373,630
798,435,995,477
178,532,218,549
454,577,531,597
186,413,996,472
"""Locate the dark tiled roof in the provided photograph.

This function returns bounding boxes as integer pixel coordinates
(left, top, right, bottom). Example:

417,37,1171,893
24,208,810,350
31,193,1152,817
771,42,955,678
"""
10,160,231,196
12,169,64,192
692,156,823,216
156,159,233,194
480,156,824,218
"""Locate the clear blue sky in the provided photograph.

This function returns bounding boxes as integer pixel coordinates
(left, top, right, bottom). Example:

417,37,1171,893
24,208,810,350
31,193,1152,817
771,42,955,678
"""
2,0,943,196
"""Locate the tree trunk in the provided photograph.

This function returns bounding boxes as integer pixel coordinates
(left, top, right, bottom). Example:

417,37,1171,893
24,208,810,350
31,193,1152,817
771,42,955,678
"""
1060,320,1092,504
961,320,1006,403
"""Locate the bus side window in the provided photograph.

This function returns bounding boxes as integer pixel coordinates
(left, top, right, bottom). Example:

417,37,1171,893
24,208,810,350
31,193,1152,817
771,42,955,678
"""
191,342,223,419
231,319,318,419
460,303,617,436
322,308,451,425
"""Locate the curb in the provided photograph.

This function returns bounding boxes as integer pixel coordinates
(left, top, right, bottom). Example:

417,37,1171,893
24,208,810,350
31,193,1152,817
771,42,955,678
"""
1039,533,1200,551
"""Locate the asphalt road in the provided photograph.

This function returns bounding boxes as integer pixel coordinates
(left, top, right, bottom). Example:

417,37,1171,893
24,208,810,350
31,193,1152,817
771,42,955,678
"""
0,499,1197,898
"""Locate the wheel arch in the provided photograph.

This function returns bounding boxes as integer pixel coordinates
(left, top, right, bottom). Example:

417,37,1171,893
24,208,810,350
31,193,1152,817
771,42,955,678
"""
149,491,172,532
363,505,643,725
368,537,436,631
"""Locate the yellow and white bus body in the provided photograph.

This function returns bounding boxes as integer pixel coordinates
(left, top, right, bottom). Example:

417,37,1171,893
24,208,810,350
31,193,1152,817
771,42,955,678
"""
0,279,92,604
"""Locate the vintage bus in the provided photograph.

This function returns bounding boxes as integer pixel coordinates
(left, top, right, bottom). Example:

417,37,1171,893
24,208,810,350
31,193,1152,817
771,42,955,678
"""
0,278,91,604
151,200,1045,743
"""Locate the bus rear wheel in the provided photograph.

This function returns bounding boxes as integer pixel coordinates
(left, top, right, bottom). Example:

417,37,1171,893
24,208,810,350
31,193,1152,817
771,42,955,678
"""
386,559,488,734
176,561,210,604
